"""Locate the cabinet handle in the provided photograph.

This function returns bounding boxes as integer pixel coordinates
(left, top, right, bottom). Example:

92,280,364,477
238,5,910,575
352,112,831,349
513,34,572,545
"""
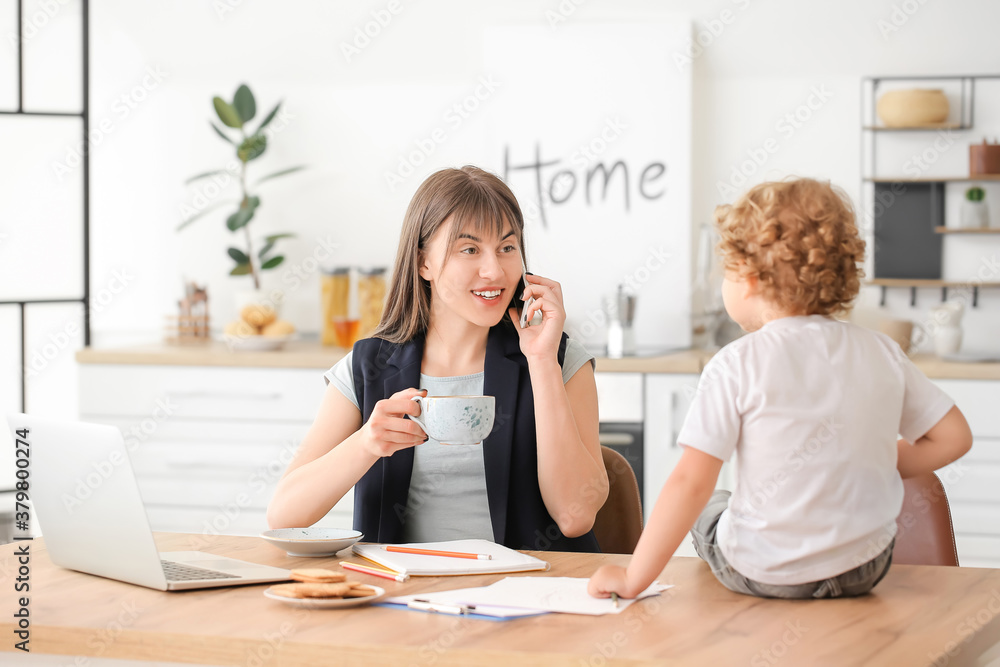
599,433,635,447
165,391,283,401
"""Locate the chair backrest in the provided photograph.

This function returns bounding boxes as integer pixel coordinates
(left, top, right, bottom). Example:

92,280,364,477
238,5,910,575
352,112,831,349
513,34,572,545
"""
893,472,959,566
593,446,644,554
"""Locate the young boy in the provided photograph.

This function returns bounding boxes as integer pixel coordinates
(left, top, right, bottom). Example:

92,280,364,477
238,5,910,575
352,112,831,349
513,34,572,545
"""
589,178,972,600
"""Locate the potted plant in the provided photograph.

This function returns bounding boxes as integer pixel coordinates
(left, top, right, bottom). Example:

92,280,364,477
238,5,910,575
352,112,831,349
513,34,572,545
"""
960,185,989,229
178,83,305,291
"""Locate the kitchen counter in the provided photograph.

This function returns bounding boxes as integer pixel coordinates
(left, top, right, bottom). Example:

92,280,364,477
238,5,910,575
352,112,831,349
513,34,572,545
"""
75,340,1000,379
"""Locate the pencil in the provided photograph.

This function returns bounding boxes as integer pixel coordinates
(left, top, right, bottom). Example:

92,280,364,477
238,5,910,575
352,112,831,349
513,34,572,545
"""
340,561,410,582
385,546,493,560
611,592,619,609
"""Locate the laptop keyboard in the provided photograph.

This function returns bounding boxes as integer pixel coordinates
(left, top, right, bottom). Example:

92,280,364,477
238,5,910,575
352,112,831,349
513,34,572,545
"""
161,560,241,582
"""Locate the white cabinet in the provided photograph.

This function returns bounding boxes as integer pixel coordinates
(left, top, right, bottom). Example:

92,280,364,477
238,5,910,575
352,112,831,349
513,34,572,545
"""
78,364,353,536
933,379,1000,568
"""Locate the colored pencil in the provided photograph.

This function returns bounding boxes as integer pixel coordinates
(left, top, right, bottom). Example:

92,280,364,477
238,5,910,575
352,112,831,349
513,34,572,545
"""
340,561,410,582
384,546,493,560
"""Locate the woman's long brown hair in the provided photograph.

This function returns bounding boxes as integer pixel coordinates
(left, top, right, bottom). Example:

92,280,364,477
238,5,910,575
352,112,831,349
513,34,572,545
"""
372,166,526,343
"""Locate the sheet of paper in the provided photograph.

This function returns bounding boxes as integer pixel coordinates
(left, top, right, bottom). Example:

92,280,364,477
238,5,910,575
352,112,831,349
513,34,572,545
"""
384,587,545,619
389,578,671,616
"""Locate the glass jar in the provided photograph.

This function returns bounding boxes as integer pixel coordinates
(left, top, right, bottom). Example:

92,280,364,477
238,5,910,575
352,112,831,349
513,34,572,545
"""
321,267,359,348
357,267,387,340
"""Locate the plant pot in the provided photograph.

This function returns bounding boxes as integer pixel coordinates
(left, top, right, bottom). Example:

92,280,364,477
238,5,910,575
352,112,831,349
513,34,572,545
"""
960,200,990,229
876,89,949,127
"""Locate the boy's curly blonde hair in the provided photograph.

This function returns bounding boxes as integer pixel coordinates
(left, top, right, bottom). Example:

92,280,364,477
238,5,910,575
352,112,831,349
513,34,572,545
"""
714,178,866,316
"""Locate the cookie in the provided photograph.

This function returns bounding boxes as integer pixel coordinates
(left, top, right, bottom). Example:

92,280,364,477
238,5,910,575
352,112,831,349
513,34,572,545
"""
343,585,377,598
290,568,346,583
270,582,353,599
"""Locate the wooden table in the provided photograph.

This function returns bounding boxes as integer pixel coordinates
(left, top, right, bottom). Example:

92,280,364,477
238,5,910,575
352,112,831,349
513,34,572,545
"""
2,533,999,666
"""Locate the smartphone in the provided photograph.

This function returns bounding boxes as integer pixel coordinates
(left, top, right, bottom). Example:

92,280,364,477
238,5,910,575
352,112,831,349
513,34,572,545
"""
515,251,541,328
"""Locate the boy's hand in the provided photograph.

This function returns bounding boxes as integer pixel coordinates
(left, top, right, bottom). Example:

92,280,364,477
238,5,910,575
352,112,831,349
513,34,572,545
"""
588,564,634,599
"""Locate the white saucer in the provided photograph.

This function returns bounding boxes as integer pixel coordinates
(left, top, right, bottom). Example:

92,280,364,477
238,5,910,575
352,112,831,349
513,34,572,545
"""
264,584,385,609
260,527,364,557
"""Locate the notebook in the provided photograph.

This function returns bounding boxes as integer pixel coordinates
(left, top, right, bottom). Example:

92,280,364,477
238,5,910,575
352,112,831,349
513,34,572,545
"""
352,539,549,576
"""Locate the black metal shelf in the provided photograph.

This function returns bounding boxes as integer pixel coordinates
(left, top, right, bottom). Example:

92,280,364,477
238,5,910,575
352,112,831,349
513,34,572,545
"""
860,73,1000,309
2,0,91,413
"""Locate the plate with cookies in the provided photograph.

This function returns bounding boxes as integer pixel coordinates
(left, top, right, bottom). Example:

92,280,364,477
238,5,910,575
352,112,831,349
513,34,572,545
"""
265,568,385,609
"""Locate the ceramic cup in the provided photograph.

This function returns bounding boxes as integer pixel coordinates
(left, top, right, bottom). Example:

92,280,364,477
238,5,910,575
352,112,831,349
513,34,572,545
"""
409,395,495,445
879,318,914,354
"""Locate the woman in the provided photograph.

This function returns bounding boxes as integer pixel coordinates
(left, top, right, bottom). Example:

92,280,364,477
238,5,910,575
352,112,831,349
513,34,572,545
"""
267,166,608,551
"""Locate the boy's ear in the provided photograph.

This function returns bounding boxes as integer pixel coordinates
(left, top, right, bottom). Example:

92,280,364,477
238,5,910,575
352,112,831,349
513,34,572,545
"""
743,273,760,298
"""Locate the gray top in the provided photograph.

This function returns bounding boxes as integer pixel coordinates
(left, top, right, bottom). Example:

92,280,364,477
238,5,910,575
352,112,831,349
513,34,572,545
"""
323,337,594,542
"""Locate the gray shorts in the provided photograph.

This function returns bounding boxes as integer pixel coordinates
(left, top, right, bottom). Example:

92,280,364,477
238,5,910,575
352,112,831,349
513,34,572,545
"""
690,490,894,599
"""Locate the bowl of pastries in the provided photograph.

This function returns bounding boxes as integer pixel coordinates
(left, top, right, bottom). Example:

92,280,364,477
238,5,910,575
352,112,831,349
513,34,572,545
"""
221,303,296,351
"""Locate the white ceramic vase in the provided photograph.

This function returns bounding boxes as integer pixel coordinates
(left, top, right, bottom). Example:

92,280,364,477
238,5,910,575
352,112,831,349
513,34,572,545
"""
933,326,963,357
960,201,990,229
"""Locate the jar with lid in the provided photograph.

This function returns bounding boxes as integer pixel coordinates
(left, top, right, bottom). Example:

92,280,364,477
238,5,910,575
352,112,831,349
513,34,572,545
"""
321,267,358,347
357,267,387,340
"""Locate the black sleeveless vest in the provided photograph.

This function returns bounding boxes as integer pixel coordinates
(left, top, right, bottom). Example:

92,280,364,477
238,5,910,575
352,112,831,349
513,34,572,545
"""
350,320,600,552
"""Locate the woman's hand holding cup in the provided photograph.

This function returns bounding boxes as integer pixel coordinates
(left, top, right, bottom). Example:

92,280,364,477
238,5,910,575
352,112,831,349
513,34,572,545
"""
360,388,428,457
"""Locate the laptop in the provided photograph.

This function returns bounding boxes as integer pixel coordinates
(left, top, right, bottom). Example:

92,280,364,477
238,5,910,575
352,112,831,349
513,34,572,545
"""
6,413,291,591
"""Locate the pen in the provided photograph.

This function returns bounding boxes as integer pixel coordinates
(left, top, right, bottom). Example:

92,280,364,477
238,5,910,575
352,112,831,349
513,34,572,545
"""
340,561,410,582
385,546,493,560
611,592,619,609
408,599,475,615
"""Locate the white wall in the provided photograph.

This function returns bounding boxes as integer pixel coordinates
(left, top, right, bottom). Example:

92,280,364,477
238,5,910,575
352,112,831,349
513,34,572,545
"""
4,0,1000,420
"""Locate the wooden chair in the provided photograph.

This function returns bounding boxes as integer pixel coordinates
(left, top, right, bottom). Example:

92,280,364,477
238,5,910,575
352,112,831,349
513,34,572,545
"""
893,471,959,566
593,446,644,554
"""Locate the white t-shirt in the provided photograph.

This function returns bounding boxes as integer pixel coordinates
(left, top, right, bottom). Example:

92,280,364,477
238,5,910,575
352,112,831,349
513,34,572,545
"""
677,315,954,585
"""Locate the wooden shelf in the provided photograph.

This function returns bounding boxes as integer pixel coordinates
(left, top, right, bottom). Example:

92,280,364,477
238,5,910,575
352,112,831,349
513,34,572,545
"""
934,227,1000,234
862,123,969,131
869,279,1000,288
865,175,1000,183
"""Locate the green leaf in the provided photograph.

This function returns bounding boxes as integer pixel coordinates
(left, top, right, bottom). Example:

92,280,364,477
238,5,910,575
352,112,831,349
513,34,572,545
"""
176,199,238,231
230,263,253,276
244,195,261,211
264,233,295,242
210,122,236,145
252,165,307,188
261,255,285,270
254,102,282,134
213,97,243,129
226,207,255,231
228,247,250,264
233,84,256,123
237,134,267,162
258,241,275,259
184,168,231,185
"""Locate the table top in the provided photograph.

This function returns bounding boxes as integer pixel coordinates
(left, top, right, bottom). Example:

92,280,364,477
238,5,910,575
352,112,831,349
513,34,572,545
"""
2,533,999,666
